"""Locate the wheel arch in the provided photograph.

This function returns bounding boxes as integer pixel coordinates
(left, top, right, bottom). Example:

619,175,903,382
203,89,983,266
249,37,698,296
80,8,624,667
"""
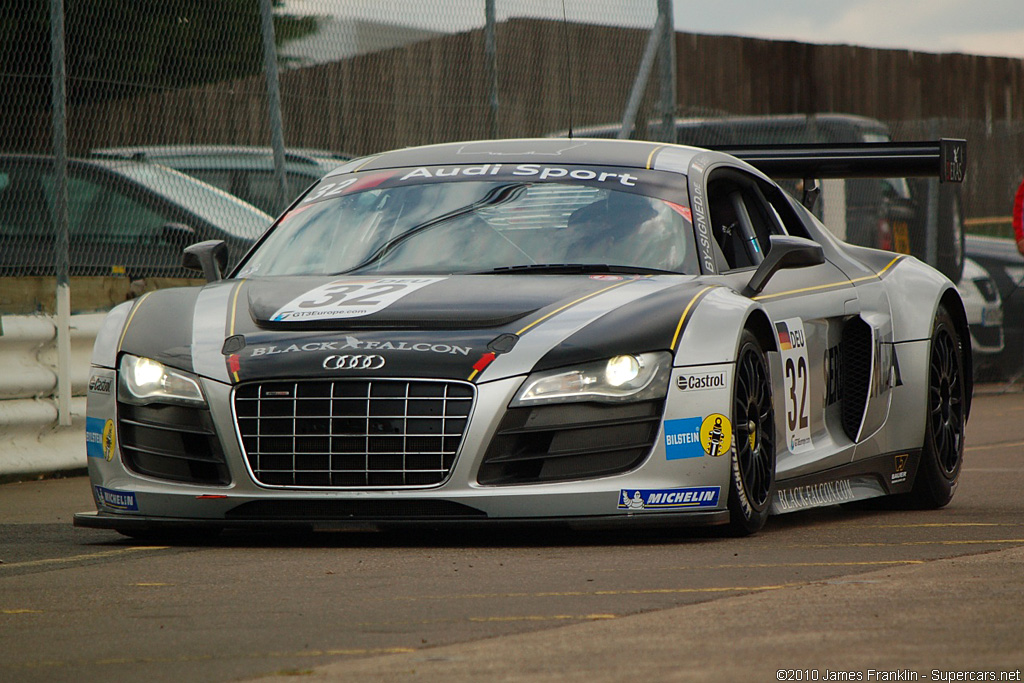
938,286,973,420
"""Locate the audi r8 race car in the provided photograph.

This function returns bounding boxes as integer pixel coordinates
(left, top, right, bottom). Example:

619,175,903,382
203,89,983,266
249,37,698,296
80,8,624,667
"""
74,136,970,538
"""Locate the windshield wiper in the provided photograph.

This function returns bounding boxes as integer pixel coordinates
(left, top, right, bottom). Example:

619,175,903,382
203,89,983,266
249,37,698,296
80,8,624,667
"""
473,263,678,275
336,183,528,275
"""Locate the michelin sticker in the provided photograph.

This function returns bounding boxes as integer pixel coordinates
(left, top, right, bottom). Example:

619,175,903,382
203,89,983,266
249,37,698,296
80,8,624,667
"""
271,277,444,322
94,486,138,511
618,487,720,510
775,318,813,454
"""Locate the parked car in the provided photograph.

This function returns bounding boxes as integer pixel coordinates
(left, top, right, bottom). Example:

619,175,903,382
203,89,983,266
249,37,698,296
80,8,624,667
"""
75,136,970,540
955,257,1004,377
559,114,965,283
0,155,271,278
965,234,1024,379
90,145,350,216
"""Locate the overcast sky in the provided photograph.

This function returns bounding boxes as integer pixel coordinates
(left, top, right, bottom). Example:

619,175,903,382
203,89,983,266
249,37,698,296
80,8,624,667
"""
281,0,1024,60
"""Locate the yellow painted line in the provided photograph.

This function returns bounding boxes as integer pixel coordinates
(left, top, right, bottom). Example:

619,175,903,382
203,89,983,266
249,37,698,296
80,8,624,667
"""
514,279,639,337
116,291,153,352
670,285,715,350
396,584,795,601
14,648,418,670
787,539,1024,549
2,609,43,615
753,255,902,302
134,583,173,587
0,546,169,570
965,440,1024,452
469,614,617,623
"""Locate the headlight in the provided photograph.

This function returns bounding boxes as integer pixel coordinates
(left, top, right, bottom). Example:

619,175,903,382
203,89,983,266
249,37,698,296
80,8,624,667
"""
511,352,671,406
118,354,206,407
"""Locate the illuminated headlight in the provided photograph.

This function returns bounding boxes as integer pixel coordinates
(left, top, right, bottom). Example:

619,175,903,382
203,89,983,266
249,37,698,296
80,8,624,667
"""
511,352,671,406
118,354,206,407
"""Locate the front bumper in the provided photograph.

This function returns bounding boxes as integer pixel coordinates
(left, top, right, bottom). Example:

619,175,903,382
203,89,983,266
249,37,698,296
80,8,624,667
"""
78,370,737,532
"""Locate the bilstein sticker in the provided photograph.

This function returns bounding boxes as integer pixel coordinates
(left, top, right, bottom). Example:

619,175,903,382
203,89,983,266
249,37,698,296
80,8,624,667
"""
664,417,703,460
699,414,731,457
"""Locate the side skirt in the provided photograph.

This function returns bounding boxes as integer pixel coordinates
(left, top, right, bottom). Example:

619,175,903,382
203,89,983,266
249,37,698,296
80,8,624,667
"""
771,449,922,515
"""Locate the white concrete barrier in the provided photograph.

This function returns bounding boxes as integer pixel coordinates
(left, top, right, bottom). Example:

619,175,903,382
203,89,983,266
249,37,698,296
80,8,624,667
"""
0,313,106,477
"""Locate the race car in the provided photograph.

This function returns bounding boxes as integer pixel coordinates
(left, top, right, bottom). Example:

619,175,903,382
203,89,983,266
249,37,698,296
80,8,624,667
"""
74,136,970,538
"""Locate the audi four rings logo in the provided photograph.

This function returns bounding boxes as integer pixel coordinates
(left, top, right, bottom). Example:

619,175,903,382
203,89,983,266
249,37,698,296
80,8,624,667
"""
322,354,386,370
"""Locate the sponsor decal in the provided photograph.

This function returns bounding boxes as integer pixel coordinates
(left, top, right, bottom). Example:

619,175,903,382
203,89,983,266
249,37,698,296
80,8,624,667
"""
665,414,732,459
687,158,716,273
400,164,639,186
699,414,732,457
88,375,112,394
249,335,471,358
776,318,813,454
94,486,138,511
618,486,720,510
774,479,855,512
270,277,444,322
891,453,909,485
589,275,624,281
86,417,116,461
676,371,726,392
664,417,703,460
322,354,386,371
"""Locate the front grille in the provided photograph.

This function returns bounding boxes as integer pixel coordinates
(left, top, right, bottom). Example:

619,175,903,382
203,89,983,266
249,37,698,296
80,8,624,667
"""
234,379,474,488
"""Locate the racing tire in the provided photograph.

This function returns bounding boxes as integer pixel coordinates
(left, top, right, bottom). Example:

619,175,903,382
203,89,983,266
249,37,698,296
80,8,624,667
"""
907,304,966,508
725,330,776,535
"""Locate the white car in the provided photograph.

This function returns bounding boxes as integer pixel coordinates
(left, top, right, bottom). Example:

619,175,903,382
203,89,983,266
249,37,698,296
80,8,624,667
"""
956,257,1005,371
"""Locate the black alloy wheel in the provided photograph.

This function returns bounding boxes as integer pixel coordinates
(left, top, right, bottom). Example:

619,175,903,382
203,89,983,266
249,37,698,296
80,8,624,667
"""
727,330,776,535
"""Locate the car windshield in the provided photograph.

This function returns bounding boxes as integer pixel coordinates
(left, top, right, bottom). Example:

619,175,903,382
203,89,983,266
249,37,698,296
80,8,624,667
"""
235,165,697,277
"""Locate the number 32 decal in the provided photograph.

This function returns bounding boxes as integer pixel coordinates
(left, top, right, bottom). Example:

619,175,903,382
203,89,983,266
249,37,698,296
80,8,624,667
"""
271,277,444,322
775,318,814,454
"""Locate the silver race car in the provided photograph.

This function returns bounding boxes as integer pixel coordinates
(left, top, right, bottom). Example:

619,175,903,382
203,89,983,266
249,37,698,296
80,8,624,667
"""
74,137,970,538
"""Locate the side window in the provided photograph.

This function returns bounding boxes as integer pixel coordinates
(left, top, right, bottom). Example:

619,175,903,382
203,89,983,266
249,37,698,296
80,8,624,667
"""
62,173,171,244
0,165,52,238
708,173,775,270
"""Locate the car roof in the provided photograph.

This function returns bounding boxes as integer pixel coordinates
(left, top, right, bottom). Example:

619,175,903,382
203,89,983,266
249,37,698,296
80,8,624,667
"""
326,137,716,177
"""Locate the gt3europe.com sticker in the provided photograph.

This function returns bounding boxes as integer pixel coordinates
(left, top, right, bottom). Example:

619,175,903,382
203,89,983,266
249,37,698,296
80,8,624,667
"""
271,277,444,322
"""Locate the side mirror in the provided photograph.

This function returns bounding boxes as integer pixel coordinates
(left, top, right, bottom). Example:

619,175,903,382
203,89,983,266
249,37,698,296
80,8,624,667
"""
742,235,825,297
183,240,228,282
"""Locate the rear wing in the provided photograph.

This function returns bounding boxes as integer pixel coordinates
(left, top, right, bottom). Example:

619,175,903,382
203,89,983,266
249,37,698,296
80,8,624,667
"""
713,138,966,183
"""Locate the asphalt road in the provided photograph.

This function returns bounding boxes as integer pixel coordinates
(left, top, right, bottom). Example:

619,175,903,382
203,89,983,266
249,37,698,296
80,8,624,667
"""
2,386,1023,683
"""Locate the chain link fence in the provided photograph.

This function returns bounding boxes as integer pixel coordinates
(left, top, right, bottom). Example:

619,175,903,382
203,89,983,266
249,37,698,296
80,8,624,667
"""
2,0,1023,313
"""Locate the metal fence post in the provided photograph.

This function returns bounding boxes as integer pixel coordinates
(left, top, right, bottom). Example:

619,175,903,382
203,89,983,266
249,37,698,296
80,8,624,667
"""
50,0,71,427
485,0,499,139
260,0,289,215
656,0,676,144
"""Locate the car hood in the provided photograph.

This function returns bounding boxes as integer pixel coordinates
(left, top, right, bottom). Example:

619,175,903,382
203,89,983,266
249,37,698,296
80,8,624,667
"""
117,274,710,383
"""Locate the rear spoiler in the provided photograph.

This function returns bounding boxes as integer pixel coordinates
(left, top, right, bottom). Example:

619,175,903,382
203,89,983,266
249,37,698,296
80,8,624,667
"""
713,138,966,183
